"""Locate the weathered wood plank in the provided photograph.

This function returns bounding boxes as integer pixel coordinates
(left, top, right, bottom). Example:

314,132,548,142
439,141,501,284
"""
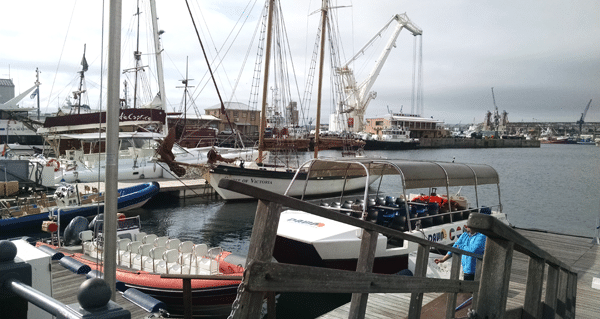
474,236,514,318
523,256,545,318
543,264,560,318
445,253,462,319
408,244,429,319
244,260,479,294
232,199,283,319
349,229,378,319
469,214,572,271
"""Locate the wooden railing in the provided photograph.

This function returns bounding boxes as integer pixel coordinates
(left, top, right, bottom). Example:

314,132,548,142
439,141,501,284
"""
194,179,576,319
468,213,577,318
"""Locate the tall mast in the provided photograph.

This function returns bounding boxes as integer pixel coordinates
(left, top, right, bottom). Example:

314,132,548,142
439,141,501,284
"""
133,0,141,109
35,68,41,120
177,56,194,139
257,0,275,163
77,44,88,115
149,0,168,134
104,0,123,300
313,0,328,158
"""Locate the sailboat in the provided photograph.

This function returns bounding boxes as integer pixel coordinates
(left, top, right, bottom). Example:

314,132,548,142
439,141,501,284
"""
0,69,48,156
33,1,170,187
206,0,381,200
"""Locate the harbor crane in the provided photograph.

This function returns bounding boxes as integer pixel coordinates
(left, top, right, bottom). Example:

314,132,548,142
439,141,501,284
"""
333,13,422,133
576,99,592,135
491,87,501,138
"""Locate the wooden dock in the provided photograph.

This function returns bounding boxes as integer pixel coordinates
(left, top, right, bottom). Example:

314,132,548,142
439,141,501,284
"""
76,178,215,198
317,228,600,318
50,260,151,318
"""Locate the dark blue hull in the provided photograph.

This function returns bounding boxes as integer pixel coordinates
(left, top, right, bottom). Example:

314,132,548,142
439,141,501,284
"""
0,182,159,234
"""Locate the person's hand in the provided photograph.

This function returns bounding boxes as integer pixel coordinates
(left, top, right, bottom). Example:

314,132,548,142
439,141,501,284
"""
434,258,444,264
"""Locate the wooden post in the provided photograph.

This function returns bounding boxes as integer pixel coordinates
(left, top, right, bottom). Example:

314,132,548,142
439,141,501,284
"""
232,199,282,319
556,269,569,319
523,256,545,319
471,258,482,310
183,278,192,319
267,291,276,319
566,271,577,319
348,229,378,319
445,253,461,319
543,264,560,319
408,244,430,319
474,237,514,318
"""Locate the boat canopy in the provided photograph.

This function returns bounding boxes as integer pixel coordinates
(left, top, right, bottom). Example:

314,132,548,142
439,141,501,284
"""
301,158,499,189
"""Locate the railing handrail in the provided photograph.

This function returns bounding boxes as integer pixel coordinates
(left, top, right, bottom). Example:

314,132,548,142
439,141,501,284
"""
468,213,574,272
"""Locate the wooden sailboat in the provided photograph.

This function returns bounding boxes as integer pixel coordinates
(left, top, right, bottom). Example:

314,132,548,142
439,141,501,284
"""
206,0,380,200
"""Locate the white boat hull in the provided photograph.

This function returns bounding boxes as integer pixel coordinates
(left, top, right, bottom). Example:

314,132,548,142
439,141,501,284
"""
274,209,509,274
208,165,380,200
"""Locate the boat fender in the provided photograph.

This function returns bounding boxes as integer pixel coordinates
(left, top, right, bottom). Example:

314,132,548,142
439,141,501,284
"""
88,214,104,232
123,287,167,314
59,256,92,274
223,253,248,271
36,245,65,260
64,216,89,246
86,270,127,291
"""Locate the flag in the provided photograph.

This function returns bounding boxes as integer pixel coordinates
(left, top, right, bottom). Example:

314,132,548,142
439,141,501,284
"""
30,88,39,99
81,55,89,72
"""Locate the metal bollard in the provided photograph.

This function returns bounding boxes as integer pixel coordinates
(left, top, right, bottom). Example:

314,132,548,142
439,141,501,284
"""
1,240,31,318
0,240,131,319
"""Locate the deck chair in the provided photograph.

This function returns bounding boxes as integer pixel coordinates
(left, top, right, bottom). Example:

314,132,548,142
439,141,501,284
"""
148,247,167,273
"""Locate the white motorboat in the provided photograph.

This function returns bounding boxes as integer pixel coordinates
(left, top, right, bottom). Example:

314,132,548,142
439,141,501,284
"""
273,158,509,274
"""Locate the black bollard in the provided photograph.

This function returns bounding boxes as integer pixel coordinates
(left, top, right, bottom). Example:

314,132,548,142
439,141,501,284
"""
66,278,130,318
0,240,32,318
1,240,131,319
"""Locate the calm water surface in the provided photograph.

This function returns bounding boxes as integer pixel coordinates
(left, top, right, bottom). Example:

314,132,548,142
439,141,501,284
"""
136,144,599,258
129,144,599,318
4,144,596,318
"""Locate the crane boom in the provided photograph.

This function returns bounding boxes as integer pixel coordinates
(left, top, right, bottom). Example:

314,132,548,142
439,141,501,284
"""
577,99,592,135
335,13,422,133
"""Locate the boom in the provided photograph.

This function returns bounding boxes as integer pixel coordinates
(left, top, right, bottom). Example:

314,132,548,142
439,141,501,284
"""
577,99,592,135
335,13,422,133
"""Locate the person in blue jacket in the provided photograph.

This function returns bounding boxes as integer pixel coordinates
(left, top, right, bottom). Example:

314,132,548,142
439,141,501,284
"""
434,225,486,281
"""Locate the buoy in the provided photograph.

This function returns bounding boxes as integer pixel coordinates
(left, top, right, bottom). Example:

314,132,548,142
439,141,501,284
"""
122,288,167,313
41,221,58,233
117,213,126,220
59,256,92,274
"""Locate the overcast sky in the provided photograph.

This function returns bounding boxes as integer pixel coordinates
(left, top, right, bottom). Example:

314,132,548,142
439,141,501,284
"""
2,0,599,125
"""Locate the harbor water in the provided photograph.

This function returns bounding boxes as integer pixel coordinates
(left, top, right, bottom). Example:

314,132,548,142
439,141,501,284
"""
127,144,598,318
3,144,597,318
136,144,599,258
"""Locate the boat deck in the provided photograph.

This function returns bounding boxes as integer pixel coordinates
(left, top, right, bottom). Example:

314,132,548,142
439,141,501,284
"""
317,228,600,318
50,260,151,318
76,178,215,198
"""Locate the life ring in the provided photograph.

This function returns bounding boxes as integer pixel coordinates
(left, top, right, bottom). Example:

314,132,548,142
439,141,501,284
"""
46,159,60,172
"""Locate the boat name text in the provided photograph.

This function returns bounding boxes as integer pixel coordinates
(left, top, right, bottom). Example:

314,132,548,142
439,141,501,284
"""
119,112,152,122
224,177,273,185
427,225,466,243
287,218,325,228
